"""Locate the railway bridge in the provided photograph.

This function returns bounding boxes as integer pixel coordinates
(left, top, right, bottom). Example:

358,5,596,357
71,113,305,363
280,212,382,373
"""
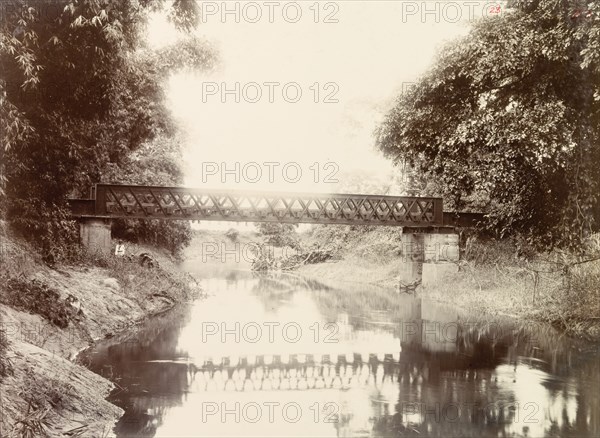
69,184,483,291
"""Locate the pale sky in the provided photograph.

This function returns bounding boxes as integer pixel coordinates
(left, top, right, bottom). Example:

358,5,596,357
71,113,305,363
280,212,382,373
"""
147,1,498,195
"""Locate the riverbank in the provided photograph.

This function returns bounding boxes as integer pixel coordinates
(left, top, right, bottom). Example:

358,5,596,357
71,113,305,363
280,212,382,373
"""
296,226,600,341
0,228,198,437
173,227,600,341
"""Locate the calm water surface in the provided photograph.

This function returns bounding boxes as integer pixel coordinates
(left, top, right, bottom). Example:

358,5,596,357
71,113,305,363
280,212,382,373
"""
80,263,600,438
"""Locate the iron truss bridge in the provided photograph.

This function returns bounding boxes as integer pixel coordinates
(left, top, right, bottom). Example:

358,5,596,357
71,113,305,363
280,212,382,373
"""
69,184,482,228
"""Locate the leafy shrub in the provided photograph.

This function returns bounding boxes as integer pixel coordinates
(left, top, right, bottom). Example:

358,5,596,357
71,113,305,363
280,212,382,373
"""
104,251,196,304
0,328,12,378
14,366,75,437
13,409,50,438
255,222,300,249
462,235,517,266
0,277,77,328
250,243,277,271
6,201,80,265
19,366,73,411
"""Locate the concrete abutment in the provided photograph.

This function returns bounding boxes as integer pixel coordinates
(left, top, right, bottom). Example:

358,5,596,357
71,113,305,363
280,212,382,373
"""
398,231,460,293
79,218,111,256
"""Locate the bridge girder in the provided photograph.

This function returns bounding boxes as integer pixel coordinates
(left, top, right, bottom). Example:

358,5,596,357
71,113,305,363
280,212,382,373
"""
70,184,446,227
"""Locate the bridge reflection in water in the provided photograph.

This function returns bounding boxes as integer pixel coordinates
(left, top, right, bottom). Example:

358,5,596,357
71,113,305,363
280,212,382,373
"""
80,274,600,438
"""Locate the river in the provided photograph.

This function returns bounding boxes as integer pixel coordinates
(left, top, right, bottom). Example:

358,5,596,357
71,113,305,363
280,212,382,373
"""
80,260,600,437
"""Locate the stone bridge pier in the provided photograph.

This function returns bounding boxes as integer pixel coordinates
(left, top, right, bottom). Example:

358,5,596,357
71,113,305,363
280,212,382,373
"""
398,230,460,293
79,218,112,256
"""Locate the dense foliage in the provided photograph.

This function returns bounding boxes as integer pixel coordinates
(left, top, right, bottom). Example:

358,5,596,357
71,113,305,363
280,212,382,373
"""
104,134,194,254
255,222,300,249
0,0,215,258
376,0,600,250
0,277,77,328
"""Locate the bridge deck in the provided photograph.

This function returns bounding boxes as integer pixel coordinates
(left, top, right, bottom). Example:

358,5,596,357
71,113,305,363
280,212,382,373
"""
69,184,447,227
69,184,483,228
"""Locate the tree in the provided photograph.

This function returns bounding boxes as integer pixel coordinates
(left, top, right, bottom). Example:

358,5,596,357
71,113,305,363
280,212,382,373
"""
376,0,600,250
0,0,216,258
104,133,193,255
255,222,300,249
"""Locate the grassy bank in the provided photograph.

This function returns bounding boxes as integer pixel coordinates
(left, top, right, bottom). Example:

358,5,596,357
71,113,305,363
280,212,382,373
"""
0,225,199,437
296,226,600,341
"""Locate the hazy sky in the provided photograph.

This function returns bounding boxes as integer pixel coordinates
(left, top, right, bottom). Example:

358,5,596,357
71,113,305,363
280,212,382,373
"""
147,1,495,194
